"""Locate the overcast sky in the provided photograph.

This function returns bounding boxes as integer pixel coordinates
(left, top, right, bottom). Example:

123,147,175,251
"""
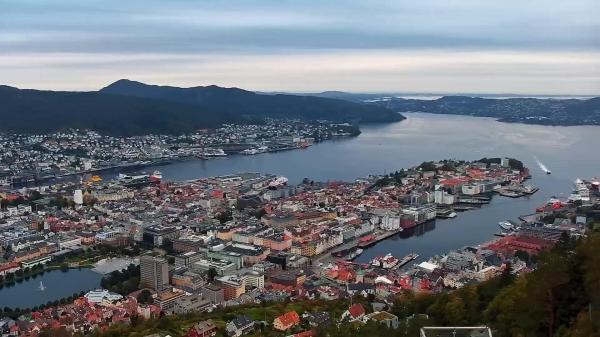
1,0,599,94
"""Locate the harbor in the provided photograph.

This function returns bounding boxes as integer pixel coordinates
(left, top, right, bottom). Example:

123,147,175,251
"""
357,228,405,248
496,184,539,198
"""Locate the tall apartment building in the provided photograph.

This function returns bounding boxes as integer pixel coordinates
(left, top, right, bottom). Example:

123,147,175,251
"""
140,255,169,291
216,275,246,301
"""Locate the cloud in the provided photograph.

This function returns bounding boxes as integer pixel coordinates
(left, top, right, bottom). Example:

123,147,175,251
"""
0,0,598,93
1,50,598,94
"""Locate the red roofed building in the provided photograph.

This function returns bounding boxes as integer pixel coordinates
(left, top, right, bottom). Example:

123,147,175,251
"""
4,194,20,202
420,279,432,291
9,324,19,335
273,311,300,331
336,269,355,283
484,235,554,255
293,330,316,337
342,303,366,321
186,320,217,337
439,177,470,193
398,276,412,289
0,262,20,276
211,190,224,199
359,234,374,243
466,169,485,179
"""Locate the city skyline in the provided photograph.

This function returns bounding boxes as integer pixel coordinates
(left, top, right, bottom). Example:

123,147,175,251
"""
1,0,599,94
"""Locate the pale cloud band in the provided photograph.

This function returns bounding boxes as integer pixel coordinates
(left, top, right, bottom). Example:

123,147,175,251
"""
1,0,598,94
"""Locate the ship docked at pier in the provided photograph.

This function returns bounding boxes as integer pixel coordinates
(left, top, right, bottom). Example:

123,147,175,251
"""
331,247,364,261
117,170,162,187
370,253,418,269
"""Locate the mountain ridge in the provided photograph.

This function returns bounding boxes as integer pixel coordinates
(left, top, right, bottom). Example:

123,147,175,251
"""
373,95,600,125
0,81,403,136
296,91,600,126
99,79,404,124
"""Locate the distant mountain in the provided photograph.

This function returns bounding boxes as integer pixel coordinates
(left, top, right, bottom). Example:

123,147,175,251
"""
278,91,389,102
371,95,600,126
0,81,402,136
100,79,403,124
262,91,598,103
0,85,237,135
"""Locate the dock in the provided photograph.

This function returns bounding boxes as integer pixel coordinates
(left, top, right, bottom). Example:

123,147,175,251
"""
357,229,402,248
497,185,539,198
436,208,457,219
519,213,541,223
397,253,419,268
453,205,476,212
456,198,489,205
497,190,523,198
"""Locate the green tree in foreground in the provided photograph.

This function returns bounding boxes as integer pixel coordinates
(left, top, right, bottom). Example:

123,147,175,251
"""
137,289,153,305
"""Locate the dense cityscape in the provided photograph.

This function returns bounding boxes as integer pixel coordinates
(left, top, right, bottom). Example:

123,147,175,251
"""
2,1,599,336
1,156,597,337
0,119,358,185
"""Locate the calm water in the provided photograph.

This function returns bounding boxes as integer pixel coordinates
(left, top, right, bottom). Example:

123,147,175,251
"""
0,269,101,309
134,113,599,263
125,113,599,185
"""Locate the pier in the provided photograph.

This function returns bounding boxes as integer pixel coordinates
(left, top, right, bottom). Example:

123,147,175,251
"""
357,229,403,248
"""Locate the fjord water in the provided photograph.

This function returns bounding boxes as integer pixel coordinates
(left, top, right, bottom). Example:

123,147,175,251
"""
140,112,599,263
145,113,599,185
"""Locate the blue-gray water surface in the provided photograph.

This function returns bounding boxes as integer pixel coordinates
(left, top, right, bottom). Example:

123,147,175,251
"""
0,268,102,309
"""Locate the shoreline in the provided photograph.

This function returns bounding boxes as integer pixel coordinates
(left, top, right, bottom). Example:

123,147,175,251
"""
399,111,600,127
8,134,360,188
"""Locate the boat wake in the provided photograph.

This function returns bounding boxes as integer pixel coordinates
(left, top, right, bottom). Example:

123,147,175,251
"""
534,156,551,174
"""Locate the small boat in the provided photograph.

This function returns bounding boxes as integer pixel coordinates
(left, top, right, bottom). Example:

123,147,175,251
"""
346,248,364,261
371,253,399,269
397,253,419,267
38,281,46,291
498,221,515,231
535,156,551,175
118,171,160,187
242,146,269,155
149,170,162,181
268,176,289,187
437,209,457,219
522,185,539,195
346,250,358,261
203,148,227,157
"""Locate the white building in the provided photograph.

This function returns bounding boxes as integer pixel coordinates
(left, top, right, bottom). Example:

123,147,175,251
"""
17,204,32,215
243,271,265,290
380,213,401,231
461,184,481,195
434,189,455,205
74,189,84,205
84,289,124,305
